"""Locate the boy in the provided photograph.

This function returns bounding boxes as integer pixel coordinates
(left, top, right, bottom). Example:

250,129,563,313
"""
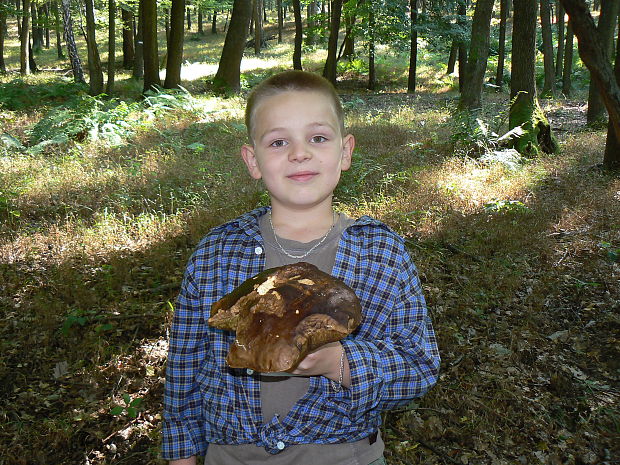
162,70,440,465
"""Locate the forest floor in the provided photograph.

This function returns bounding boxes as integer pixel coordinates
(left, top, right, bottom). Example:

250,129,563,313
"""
1,21,619,465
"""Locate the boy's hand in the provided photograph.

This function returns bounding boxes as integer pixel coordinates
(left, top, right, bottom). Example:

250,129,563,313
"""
290,341,351,388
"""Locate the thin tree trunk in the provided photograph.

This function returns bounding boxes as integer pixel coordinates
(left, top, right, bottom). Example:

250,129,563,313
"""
16,0,21,38
186,4,191,30
562,21,574,95
31,3,41,51
368,3,375,90
254,0,262,54
540,0,556,96
212,9,217,33
133,9,144,78
121,7,134,69
603,30,620,169
495,0,508,89
198,8,203,33
20,0,30,75
164,0,185,88
341,0,355,58
106,0,116,94
53,1,64,59
459,0,495,110
292,0,302,69
447,40,458,74
44,4,50,48
277,0,282,43
555,1,564,77
407,0,418,93
586,0,619,125
323,0,343,84
84,0,104,95
61,0,84,82
457,0,468,92
0,5,6,73
214,0,252,92
141,0,161,93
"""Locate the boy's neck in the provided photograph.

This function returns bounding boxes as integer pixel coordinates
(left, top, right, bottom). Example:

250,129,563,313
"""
270,203,336,243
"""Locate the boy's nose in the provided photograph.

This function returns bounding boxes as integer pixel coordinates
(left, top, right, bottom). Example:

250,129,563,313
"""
288,142,311,162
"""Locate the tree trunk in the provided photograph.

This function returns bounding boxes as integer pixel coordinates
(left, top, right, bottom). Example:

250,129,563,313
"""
52,1,64,59
459,0,495,110
164,0,185,88
20,0,30,75
61,0,85,82
212,9,217,33
253,0,263,55
540,0,556,96
0,4,6,73
121,7,134,69
133,5,144,78
559,0,620,155
407,0,418,93
586,0,619,125
603,31,620,169
141,0,161,93
555,1,564,77
495,0,508,89
213,0,252,92
368,3,375,90
277,0,282,43
186,5,191,30
84,0,104,95
198,8,203,33
323,0,343,84
44,4,50,49
292,0,302,69
16,0,21,38
510,0,557,155
562,21,573,95
457,0,468,92
31,3,41,51
447,40,458,74
341,0,355,58
106,0,116,94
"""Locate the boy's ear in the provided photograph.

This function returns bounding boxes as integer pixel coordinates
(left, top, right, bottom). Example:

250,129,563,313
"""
241,144,262,180
340,134,355,171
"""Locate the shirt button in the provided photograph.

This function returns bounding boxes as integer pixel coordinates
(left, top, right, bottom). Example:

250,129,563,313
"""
276,441,285,450
254,246,263,255
247,369,254,375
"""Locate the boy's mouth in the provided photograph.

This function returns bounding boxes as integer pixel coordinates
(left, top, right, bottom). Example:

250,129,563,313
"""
287,171,318,182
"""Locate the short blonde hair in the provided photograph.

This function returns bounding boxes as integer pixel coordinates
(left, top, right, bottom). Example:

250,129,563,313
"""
245,70,345,141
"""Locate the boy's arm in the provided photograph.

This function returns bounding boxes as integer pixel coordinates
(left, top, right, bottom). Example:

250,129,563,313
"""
162,262,209,460
341,247,440,421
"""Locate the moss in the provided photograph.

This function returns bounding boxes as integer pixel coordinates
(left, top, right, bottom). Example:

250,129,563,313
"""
509,91,558,156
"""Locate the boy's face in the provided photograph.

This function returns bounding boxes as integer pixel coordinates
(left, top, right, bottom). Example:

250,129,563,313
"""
241,90,354,213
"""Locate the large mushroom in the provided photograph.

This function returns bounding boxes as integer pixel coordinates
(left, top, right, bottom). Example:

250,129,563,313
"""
208,262,362,373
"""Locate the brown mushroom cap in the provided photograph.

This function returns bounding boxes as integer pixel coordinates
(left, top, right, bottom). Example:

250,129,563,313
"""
208,262,362,373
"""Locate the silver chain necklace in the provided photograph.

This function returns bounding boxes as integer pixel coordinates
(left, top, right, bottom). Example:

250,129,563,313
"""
269,211,336,259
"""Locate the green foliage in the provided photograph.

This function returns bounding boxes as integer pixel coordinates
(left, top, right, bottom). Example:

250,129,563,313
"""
483,199,530,215
0,79,88,111
0,188,21,221
61,308,115,336
110,393,143,418
337,58,369,75
599,242,620,263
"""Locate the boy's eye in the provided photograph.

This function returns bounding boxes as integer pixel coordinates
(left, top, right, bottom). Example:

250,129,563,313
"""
311,135,327,143
270,139,287,148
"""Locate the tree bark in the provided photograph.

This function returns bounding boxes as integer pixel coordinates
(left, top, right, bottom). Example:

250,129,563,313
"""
495,0,508,89
277,0,282,43
407,0,418,93
198,8,203,33
52,1,64,59
459,0,495,110
121,7,134,69
586,0,619,125
164,0,185,88
212,9,217,33
84,0,104,95
0,3,6,73
457,0,468,92
341,0,355,58
447,40,457,74
323,0,344,84
20,0,30,75
368,2,375,90
214,0,252,92
292,0,302,69
186,4,191,30
562,21,573,95
61,0,85,82
510,0,557,155
603,31,620,169
141,0,161,92
559,0,620,155
253,0,263,54
31,3,42,51
555,1,564,77
106,0,116,94
540,0,556,96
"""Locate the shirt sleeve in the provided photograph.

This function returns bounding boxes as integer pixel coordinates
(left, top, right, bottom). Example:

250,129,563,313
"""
342,247,440,422
162,257,209,460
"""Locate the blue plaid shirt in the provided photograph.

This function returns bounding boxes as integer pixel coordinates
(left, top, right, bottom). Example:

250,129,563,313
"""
162,207,440,460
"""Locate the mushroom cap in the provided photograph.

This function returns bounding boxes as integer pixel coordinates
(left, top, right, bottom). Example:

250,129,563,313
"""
208,262,362,372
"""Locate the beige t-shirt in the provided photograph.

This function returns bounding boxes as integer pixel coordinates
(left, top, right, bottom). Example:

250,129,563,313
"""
205,211,384,465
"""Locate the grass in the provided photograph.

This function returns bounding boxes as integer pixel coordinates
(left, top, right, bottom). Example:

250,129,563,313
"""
1,11,619,465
